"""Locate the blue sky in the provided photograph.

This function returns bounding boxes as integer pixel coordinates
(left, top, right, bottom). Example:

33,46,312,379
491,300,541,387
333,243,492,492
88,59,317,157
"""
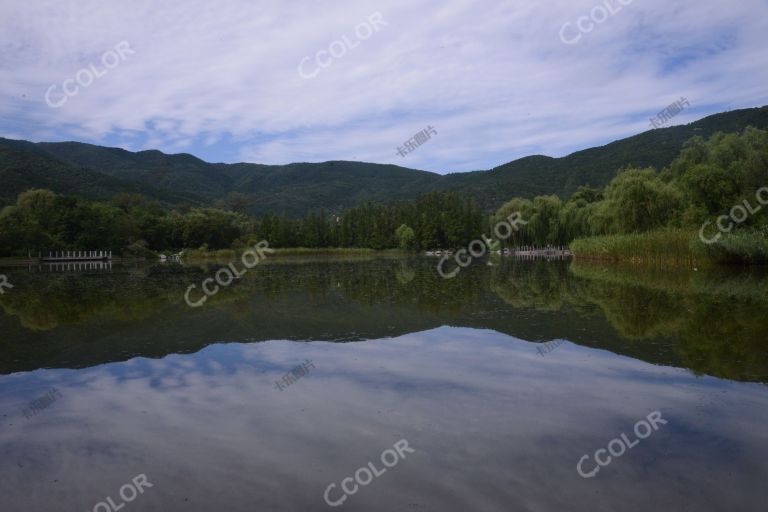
1,0,767,174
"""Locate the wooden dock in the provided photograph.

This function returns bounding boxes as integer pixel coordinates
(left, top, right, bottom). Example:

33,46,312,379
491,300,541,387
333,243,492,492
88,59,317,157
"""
425,247,573,258
37,250,112,262
33,261,113,272
503,247,573,257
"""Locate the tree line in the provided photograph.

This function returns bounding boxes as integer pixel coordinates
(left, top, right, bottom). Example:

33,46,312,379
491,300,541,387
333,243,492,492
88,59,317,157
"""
0,190,484,257
1,127,765,258
491,127,768,253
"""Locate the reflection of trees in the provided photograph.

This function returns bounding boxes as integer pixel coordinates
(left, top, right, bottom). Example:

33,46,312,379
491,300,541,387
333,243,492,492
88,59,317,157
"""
485,259,768,381
0,258,486,332
678,302,768,381
490,260,568,311
395,263,415,285
231,258,486,315
565,262,768,381
335,258,485,315
564,265,683,340
0,268,184,331
2,257,767,382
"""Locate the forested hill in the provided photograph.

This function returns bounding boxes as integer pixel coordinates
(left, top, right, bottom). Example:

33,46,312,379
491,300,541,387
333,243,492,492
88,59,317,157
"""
2,106,766,216
436,105,768,207
0,138,203,206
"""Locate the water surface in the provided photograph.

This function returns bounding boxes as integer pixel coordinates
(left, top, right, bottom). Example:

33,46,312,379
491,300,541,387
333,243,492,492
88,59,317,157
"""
1,257,766,511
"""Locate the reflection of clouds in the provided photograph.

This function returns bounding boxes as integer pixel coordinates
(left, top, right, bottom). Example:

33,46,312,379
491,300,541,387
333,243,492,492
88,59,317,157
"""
0,327,767,511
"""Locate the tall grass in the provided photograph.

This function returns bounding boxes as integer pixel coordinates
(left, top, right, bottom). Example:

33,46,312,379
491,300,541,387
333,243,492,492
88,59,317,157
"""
571,229,699,265
694,228,768,264
572,227,768,265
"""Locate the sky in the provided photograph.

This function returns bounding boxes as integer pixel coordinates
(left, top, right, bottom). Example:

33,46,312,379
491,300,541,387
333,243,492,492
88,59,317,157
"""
0,0,767,174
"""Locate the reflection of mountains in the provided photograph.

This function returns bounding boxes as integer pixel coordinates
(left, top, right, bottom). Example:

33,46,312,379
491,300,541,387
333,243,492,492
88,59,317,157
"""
1,258,767,382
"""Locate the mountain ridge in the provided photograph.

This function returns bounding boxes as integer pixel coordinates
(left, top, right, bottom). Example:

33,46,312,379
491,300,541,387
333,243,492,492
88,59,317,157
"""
2,105,767,216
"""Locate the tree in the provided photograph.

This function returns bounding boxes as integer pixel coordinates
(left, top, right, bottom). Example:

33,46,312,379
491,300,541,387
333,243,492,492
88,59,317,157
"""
600,168,681,234
395,224,416,251
223,192,251,214
529,195,563,245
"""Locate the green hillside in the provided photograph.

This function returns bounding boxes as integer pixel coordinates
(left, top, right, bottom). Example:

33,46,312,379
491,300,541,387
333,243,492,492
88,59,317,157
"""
439,106,768,209
0,139,202,207
2,106,766,215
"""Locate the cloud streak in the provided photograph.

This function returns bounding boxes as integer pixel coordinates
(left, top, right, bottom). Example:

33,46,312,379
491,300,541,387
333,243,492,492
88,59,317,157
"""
0,0,766,173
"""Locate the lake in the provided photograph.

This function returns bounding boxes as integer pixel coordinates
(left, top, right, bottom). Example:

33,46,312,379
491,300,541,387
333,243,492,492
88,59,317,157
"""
1,256,767,511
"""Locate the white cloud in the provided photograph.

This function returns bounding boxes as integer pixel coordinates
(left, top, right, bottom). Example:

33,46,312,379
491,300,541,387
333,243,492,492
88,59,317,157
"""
0,0,767,173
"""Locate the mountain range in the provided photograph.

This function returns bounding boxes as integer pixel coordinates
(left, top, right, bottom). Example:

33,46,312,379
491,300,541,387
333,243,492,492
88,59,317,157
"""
2,106,766,216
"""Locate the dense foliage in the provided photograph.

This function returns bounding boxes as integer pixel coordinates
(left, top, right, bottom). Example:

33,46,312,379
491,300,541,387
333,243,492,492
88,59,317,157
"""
492,127,768,262
0,190,483,256
2,124,766,262
256,192,483,250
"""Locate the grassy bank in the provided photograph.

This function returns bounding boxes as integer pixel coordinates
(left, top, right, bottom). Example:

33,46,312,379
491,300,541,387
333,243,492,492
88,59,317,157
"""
571,228,768,265
571,229,699,265
570,259,768,301
695,228,768,264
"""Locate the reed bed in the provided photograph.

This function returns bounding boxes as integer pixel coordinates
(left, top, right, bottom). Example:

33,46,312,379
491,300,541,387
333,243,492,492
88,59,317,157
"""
571,229,700,265
572,228,768,265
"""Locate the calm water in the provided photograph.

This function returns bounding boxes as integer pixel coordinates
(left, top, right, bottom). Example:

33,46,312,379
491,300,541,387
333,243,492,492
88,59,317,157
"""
1,257,767,511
